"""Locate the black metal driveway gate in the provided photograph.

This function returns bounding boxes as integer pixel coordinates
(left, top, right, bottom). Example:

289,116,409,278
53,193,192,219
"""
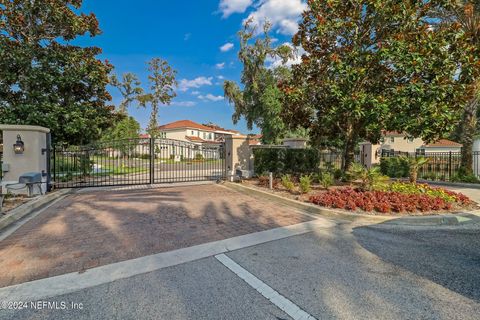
52,138,226,189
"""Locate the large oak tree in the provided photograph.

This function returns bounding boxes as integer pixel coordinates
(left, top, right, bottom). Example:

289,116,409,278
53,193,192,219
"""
223,21,299,144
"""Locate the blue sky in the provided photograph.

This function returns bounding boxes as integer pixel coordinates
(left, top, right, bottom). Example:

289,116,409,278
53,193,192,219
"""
74,0,306,134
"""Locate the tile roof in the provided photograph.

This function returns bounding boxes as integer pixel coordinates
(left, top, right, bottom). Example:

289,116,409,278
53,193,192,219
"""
159,120,215,132
424,139,462,148
185,136,206,142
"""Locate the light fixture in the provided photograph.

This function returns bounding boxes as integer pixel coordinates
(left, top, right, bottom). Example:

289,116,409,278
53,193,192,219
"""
13,134,25,154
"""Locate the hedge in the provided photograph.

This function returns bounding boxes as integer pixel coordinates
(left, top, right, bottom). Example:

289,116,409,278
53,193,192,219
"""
379,157,410,178
253,148,320,176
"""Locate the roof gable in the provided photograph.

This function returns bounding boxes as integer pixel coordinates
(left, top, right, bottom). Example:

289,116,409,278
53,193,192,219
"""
159,120,215,132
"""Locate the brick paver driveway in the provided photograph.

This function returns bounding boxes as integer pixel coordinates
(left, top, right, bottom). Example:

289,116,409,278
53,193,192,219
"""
0,184,312,287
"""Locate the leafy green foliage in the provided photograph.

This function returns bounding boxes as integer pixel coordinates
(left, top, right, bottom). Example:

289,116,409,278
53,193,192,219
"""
347,163,389,192
223,21,297,144
281,174,295,192
388,182,469,203
0,0,117,145
101,116,141,157
401,156,429,183
299,175,312,194
253,148,320,176
283,0,474,170
319,172,334,190
78,154,94,176
451,171,480,183
102,116,141,142
433,2,480,174
379,157,410,178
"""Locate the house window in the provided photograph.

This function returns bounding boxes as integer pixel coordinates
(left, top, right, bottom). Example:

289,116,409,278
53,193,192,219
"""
191,130,194,135
390,137,395,143
209,133,212,140
380,137,385,143
408,137,414,143
203,132,206,139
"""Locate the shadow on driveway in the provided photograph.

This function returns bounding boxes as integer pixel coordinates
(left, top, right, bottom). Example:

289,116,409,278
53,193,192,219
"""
352,223,480,302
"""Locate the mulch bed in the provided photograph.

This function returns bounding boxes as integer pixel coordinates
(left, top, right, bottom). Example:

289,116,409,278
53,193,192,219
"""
242,178,478,216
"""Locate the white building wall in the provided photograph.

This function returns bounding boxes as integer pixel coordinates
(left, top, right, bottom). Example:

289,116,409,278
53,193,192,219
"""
422,147,462,153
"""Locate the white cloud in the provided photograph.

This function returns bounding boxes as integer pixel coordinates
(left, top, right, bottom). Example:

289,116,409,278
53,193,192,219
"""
219,0,252,18
245,0,306,35
215,62,226,70
184,33,191,41
198,94,224,102
220,42,234,52
171,101,196,107
191,90,200,95
217,75,225,80
178,76,213,92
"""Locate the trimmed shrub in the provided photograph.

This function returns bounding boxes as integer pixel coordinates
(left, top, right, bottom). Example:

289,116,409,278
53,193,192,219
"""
253,148,320,177
379,157,410,178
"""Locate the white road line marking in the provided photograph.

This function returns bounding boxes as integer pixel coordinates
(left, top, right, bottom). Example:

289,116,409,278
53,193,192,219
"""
215,254,317,320
0,219,335,302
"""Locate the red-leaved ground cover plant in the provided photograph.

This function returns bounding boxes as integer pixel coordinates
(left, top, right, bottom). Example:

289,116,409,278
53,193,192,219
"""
309,187,472,214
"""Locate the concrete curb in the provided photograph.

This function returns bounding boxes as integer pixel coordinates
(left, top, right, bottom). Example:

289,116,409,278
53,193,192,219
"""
0,219,335,302
222,182,480,226
0,189,72,231
414,179,480,190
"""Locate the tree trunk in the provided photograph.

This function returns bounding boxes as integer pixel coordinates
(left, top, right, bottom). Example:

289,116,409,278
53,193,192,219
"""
409,167,417,184
460,96,478,175
343,135,357,172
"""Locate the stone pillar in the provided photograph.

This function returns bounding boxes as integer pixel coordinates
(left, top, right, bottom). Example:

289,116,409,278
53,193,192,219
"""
282,138,308,149
225,135,253,181
0,125,50,194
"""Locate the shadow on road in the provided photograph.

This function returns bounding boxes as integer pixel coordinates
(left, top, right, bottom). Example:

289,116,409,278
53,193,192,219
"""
352,223,480,302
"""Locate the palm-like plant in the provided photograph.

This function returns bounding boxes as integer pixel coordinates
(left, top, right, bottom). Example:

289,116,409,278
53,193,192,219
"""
401,156,429,184
347,163,389,191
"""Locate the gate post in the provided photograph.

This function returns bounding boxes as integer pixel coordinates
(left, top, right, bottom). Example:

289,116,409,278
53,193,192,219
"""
225,135,253,181
149,137,155,184
0,125,50,194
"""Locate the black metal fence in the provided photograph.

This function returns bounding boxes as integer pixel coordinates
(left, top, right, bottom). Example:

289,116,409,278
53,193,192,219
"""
52,138,226,188
381,150,480,182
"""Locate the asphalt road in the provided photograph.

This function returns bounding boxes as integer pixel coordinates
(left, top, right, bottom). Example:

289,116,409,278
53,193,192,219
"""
2,222,479,320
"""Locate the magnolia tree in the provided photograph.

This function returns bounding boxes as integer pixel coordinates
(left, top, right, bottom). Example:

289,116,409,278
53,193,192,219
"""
283,0,475,170
0,0,117,145
433,1,480,175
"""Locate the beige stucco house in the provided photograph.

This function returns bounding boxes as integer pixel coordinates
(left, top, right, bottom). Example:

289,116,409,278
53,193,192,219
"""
360,131,463,167
134,120,241,160
157,120,240,145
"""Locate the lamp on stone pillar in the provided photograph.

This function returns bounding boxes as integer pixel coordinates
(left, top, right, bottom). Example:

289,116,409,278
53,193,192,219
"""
13,134,25,154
